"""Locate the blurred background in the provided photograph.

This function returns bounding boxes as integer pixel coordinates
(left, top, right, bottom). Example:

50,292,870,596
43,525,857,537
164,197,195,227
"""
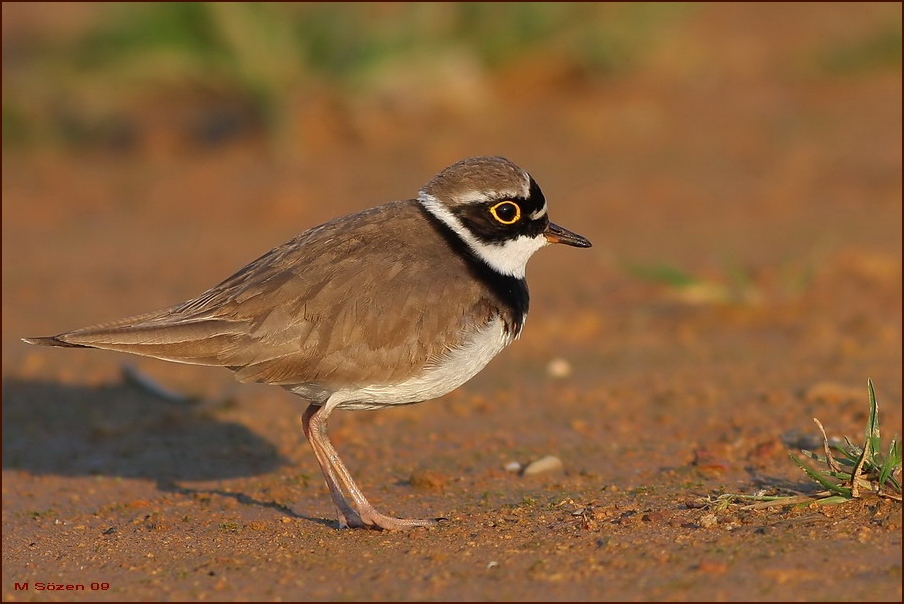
3,1,901,386
4,3,901,162
4,1,900,348
3,3,700,151
3,0,902,393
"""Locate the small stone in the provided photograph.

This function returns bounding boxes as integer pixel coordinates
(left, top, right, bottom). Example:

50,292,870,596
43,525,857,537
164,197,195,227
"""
409,469,448,490
522,455,564,476
503,461,523,473
546,358,572,378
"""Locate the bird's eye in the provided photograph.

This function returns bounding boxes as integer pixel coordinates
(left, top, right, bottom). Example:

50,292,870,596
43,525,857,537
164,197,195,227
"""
489,201,521,225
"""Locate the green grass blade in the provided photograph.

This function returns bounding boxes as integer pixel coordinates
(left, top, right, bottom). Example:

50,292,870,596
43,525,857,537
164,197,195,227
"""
816,495,852,505
789,453,852,496
865,378,880,456
879,438,902,490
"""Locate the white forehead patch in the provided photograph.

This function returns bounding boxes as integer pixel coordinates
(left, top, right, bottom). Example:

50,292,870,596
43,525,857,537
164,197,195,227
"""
456,190,506,204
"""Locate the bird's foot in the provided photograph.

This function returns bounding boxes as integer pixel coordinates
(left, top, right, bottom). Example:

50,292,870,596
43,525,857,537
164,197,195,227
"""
337,505,443,531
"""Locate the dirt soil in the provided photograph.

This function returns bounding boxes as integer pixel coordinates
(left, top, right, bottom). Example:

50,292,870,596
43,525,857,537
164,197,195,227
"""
2,3,901,602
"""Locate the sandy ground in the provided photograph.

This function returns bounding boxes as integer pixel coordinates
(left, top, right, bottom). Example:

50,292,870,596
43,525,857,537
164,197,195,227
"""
2,3,902,601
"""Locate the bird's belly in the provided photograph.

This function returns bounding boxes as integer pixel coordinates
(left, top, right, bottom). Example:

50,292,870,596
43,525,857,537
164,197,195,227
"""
331,316,519,411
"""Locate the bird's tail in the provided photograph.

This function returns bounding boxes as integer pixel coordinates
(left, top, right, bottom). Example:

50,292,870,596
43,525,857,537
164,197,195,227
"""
21,336,88,348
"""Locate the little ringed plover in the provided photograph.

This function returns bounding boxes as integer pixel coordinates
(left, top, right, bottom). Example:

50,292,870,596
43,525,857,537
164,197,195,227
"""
23,155,591,530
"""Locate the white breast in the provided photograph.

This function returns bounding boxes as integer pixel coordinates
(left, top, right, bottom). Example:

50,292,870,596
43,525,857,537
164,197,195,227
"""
330,317,519,411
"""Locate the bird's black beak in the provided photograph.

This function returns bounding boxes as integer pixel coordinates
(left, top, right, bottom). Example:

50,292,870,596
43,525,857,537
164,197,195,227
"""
544,222,592,248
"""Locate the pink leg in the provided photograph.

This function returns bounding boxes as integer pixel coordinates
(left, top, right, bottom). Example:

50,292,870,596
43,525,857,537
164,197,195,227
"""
302,402,439,530
301,404,362,528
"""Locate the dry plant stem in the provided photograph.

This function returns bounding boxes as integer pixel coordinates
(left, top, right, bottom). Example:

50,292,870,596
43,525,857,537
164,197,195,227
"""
814,418,843,474
850,445,870,499
878,490,902,502
739,495,826,510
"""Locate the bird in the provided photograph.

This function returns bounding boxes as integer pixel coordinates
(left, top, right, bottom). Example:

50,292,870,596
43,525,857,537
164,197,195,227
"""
23,156,592,530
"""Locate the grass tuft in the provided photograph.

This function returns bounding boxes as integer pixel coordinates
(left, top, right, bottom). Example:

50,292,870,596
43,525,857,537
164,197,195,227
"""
789,379,901,501
710,379,901,509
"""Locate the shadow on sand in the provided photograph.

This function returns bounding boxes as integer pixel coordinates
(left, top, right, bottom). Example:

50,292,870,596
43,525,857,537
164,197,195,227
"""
1,377,288,483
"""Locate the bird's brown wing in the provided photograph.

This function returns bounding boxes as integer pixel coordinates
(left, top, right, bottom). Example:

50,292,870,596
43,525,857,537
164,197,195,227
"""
33,201,499,389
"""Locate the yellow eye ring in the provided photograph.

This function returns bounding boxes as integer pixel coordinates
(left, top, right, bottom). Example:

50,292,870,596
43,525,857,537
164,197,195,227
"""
489,201,521,225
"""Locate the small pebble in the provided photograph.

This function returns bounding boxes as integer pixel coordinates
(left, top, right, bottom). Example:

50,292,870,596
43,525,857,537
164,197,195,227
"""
546,358,572,379
409,469,448,490
503,461,523,473
522,455,564,476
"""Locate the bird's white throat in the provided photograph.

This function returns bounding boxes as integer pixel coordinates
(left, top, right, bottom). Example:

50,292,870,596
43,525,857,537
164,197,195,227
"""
419,193,547,279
